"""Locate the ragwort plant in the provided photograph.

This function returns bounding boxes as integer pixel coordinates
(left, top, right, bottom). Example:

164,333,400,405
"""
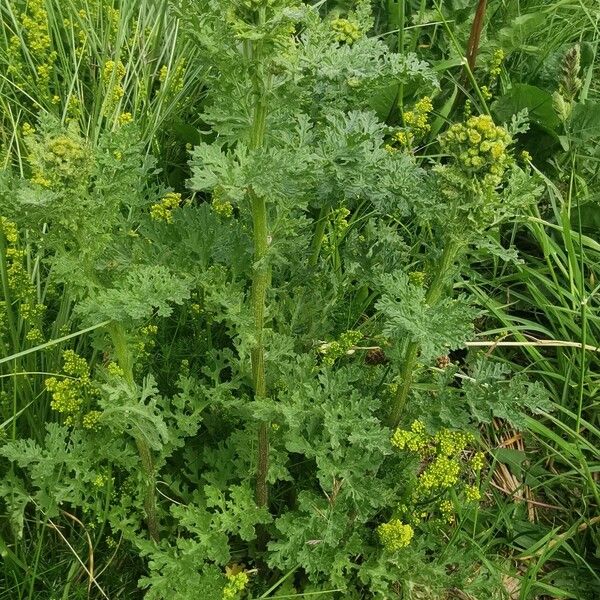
0,1,556,598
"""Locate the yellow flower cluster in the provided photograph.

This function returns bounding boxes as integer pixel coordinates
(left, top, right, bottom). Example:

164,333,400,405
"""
223,570,249,600
118,112,133,126
0,217,17,244
439,499,455,524
135,324,158,359
159,62,186,93
48,135,88,172
103,59,126,82
92,473,109,488
435,428,473,457
391,420,430,455
22,122,35,137
387,97,433,152
5,244,30,293
45,350,98,421
150,192,182,223
391,422,485,512
64,349,90,377
83,410,103,430
385,130,413,152
439,115,512,188
19,299,45,322
489,49,504,80
318,329,362,366
107,362,125,378
331,18,362,44
403,96,433,132
470,451,486,472
212,188,234,218
480,49,504,101
419,455,460,491
45,377,83,415
106,6,121,31
0,217,46,343
19,0,57,96
159,65,169,84
27,126,91,190
408,271,426,287
377,519,414,552
65,95,82,120
25,328,44,344
103,59,126,109
465,484,481,502
29,10,50,49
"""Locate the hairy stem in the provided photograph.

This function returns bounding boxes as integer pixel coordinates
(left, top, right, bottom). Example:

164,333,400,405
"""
388,240,460,428
251,190,270,508
244,7,271,508
109,323,160,541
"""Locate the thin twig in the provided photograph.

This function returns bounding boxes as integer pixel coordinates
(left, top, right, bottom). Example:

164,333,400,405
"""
465,340,600,352
349,338,600,354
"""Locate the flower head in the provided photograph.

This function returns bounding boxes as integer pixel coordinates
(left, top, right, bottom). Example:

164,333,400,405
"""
150,192,182,223
331,18,362,44
377,519,414,551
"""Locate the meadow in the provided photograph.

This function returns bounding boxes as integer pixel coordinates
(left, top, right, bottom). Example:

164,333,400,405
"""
0,1,599,598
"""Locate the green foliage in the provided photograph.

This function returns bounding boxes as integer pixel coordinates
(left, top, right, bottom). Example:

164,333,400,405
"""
463,359,554,428
1,1,598,598
377,271,478,362
76,266,192,324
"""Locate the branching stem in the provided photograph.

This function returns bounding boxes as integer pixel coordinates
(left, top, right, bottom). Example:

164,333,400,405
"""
388,240,461,428
109,323,159,541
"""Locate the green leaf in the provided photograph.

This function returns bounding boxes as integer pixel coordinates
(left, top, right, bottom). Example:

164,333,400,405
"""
497,13,546,53
75,265,193,324
493,84,560,132
376,272,478,362
463,359,553,428
492,448,528,477
569,101,600,143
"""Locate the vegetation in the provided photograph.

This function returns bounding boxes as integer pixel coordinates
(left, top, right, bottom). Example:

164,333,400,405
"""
0,1,598,598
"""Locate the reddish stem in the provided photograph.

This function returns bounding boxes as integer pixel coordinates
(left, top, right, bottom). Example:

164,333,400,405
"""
466,0,488,73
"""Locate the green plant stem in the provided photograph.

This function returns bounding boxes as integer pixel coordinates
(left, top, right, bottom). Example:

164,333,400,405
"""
251,189,270,509
244,7,271,509
388,0,405,53
109,323,160,541
309,207,329,268
388,239,461,428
